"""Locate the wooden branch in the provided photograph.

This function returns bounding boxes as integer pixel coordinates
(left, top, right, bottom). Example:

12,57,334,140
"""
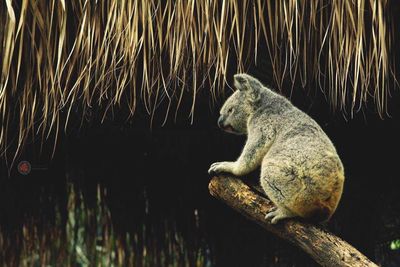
208,175,378,267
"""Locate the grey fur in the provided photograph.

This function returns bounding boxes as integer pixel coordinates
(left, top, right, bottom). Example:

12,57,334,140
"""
209,74,345,224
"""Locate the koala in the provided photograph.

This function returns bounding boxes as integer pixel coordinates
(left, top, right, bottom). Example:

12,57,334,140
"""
208,74,344,224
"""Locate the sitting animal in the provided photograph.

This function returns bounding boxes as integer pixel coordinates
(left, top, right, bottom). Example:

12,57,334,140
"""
208,74,344,224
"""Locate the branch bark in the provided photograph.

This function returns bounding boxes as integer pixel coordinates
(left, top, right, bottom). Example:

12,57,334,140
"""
208,175,378,267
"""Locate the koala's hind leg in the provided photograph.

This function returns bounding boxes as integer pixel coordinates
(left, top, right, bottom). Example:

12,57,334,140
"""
260,158,303,224
265,207,296,224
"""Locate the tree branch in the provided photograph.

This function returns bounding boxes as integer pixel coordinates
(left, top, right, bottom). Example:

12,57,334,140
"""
208,175,378,267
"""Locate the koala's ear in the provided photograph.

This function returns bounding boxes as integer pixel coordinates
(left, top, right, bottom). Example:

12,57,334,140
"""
234,73,261,103
234,74,251,91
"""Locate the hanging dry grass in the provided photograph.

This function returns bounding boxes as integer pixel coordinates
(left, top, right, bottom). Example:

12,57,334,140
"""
0,0,398,160
264,0,397,116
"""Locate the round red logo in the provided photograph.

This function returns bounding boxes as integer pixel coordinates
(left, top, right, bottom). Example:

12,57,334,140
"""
17,161,31,175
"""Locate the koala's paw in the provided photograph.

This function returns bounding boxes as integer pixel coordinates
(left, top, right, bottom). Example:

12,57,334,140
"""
208,161,235,175
265,207,295,224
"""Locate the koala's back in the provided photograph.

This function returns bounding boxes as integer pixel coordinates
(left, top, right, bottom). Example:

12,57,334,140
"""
259,106,344,222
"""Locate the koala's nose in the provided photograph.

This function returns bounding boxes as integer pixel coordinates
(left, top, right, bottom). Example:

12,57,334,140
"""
217,116,224,128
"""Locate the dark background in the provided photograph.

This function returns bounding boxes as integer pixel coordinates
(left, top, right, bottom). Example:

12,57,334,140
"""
1,62,400,266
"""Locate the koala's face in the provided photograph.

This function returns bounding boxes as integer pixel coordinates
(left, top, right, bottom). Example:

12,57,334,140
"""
217,73,264,135
217,90,251,135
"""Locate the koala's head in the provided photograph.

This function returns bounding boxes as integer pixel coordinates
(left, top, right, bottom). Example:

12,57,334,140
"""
217,74,263,135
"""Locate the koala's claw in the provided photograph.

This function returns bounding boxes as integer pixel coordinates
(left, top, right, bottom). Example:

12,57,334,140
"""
265,207,295,224
210,162,220,168
208,161,234,175
265,210,279,223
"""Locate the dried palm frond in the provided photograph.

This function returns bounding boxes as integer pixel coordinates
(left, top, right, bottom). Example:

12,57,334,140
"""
0,0,398,161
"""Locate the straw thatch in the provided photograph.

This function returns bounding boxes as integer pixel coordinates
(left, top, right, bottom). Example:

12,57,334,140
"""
0,0,398,160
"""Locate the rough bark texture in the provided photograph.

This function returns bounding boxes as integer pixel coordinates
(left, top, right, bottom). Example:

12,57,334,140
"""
208,175,378,267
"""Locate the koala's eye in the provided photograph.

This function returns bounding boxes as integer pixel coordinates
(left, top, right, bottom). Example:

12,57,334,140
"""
228,108,233,113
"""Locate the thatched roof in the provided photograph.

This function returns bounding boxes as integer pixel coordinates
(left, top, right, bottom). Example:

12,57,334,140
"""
0,0,398,160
